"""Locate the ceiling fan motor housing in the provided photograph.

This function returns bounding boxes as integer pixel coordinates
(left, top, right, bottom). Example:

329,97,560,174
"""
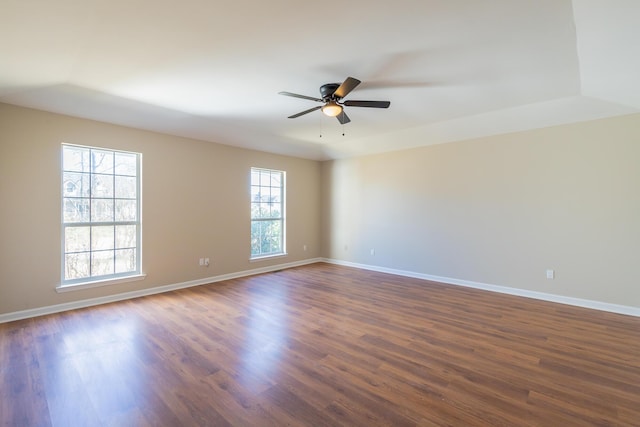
320,83,340,100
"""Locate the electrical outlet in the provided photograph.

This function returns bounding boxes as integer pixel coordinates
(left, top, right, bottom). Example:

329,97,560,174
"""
546,269,554,279
303,244,307,251
204,258,210,267
199,258,204,266
370,248,375,256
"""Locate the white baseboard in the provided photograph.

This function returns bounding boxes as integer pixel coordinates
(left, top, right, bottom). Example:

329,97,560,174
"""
0,258,323,324
323,258,640,317
4,257,637,323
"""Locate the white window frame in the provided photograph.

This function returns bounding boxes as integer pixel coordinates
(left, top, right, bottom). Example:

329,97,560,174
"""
250,167,286,260
59,144,143,290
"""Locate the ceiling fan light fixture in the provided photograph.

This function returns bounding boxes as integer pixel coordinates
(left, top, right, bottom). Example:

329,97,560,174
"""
322,101,343,117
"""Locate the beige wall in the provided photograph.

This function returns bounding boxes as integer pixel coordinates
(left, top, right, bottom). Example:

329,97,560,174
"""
321,113,640,308
2,102,639,316
0,103,321,315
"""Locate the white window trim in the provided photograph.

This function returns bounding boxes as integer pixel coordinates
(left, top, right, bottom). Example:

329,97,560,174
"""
249,252,289,262
56,273,146,293
250,167,286,259
61,143,142,288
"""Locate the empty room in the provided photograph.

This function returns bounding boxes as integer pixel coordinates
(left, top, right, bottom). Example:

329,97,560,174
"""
1,1,639,426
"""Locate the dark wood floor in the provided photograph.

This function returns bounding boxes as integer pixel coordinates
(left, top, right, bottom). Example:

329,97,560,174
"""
2,263,639,426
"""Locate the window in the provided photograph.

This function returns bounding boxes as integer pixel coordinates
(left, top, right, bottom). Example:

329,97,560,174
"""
61,144,141,285
250,167,285,258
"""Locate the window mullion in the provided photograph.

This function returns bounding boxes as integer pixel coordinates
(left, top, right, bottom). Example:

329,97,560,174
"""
89,161,93,278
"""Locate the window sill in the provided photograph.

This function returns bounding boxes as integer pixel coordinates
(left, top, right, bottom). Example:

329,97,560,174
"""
56,273,146,293
249,253,288,262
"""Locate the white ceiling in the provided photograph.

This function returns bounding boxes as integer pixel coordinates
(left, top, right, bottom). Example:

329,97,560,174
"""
1,0,638,160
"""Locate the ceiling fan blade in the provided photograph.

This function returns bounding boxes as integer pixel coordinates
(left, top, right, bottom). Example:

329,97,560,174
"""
287,105,322,119
279,91,323,102
333,77,361,99
343,100,391,108
336,111,351,125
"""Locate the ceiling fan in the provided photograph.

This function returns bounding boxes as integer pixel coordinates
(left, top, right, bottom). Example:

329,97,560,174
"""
279,76,390,124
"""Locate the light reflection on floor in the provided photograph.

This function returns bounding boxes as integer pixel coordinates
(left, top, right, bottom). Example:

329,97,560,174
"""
237,284,290,387
36,311,149,424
